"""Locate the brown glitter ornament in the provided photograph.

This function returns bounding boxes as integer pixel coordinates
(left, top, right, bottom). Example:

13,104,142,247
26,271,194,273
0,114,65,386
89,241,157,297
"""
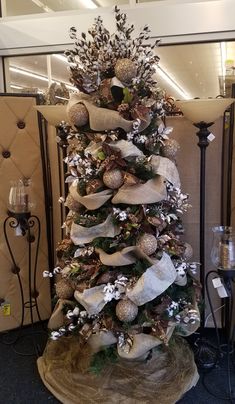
116,298,138,322
55,278,74,299
183,243,193,260
114,58,137,83
103,168,124,189
85,178,103,195
137,233,158,256
67,103,89,127
162,139,180,159
65,194,81,212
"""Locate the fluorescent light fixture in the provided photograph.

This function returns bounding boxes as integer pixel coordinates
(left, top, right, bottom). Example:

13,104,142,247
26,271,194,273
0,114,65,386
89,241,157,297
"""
10,65,76,91
10,66,49,82
220,42,227,77
155,65,191,100
10,84,23,90
53,54,68,63
79,0,98,9
31,0,53,12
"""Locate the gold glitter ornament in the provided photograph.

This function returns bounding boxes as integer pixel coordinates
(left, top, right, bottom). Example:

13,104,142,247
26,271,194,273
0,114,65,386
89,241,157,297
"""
114,58,137,84
55,278,74,299
162,139,180,159
103,168,124,189
183,243,193,260
137,233,158,256
67,103,89,127
116,298,138,322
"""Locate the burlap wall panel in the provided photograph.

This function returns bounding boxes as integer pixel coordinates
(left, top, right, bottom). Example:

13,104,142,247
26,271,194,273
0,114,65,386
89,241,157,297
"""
167,116,223,326
0,95,51,332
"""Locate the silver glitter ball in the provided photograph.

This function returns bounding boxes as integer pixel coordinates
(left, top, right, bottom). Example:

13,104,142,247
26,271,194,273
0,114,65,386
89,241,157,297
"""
115,58,137,83
116,299,138,322
162,139,180,159
103,169,124,189
137,233,158,256
67,103,89,127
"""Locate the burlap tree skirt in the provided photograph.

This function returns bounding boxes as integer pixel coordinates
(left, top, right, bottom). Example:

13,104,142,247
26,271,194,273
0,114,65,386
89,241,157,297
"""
37,336,198,404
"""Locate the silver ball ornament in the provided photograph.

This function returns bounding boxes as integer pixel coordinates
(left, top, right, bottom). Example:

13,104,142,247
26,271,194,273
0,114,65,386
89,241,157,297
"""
137,233,158,256
115,58,137,83
67,103,89,127
162,139,180,159
116,299,138,322
55,278,74,299
103,169,124,189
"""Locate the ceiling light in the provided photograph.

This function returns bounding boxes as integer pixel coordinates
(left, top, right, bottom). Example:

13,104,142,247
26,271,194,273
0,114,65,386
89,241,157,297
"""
9,65,76,91
220,42,227,77
10,84,23,90
53,54,68,63
79,0,98,9
10,66,49,82
31,0,53,12
155,65,191,100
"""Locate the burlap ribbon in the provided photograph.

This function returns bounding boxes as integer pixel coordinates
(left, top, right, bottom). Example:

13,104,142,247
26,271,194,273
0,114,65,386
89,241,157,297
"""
69,181,113,210
74,285,106,315
85,139,143,159
48,299,75,330
127,252,177,306
96,246,150,266
151,155,180,187
67,93,133,132
70,214,120,245
112,175,167,204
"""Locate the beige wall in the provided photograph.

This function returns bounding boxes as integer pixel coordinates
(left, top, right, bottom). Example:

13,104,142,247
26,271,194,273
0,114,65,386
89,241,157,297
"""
0,95,51,331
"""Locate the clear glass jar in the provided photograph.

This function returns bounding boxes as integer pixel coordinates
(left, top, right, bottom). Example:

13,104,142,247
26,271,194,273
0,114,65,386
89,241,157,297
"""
8,179,35,213
211,226,235,270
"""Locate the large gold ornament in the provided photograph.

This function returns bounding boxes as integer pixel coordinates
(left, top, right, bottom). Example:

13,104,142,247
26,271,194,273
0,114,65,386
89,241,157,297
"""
55,278,74,299
103,168,124,189
137,233,158,256
114,58,137,83
67,103,89,127
162,139,180,159
116,298,138,322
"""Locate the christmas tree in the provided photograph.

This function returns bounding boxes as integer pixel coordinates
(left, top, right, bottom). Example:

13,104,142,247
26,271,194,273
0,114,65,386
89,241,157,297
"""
41,7,200,397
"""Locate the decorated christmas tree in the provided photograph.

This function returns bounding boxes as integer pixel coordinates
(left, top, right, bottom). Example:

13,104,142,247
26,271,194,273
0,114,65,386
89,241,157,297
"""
39,7,201,402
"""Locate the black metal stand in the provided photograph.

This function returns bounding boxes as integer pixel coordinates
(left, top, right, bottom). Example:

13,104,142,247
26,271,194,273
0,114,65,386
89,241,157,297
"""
201,269,235,402
56,124,69,239
194,120,213,326
1,210,45,356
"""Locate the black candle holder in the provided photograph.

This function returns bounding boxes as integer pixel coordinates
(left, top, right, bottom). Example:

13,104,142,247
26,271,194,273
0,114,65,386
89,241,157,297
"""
2,210,45,355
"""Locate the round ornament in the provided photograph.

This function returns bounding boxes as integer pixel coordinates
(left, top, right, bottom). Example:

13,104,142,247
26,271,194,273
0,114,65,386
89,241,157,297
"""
114,58,137,84
137,233,158,256
162,139,180,159
116,298,138,322
67,103,89,127
55,278,74,299
103,168,124,189
65,194,81,212
86,178,103,195
183,243,193,260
